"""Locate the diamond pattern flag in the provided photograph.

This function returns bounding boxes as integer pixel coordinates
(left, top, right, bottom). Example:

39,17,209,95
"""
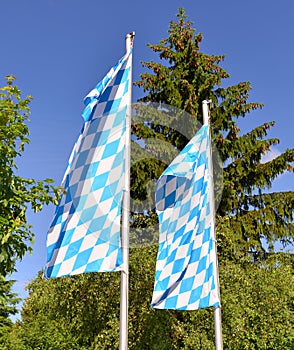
151,125,220,310
45,50,132,278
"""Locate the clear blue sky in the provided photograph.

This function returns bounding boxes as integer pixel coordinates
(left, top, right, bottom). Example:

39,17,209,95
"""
1,0,293,307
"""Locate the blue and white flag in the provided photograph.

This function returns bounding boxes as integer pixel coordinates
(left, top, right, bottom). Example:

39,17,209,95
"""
45,51,132,278
151,125,220,310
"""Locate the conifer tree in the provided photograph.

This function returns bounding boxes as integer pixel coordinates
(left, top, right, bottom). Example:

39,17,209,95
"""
0,277,20,343
132,8,294,260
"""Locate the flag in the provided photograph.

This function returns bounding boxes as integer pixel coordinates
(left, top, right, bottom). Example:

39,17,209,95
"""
151,125,220,310
45,50,132,278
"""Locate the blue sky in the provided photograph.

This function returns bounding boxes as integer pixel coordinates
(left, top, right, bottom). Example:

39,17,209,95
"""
1,0,293,306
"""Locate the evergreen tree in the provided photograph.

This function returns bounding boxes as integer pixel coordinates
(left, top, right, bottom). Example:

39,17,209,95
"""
0,277,20,344
132,8,294,259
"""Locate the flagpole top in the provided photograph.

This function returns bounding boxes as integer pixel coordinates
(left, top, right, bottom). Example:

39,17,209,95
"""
125,32,135,52
125,31,135,39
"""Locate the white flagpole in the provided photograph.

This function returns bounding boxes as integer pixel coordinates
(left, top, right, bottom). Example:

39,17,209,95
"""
119,32,134,350
202,100,223,350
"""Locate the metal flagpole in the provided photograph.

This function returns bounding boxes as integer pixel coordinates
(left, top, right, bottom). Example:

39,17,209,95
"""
202,100,223,350
119,32,135,350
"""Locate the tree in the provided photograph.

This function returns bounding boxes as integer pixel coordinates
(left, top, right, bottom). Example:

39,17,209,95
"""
0,76,62,276
6,271,121,349
0,277,20,345
132,7,294,260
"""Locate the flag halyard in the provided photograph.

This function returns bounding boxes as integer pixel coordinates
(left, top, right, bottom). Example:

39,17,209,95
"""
151,125,220,310
45,51,132,278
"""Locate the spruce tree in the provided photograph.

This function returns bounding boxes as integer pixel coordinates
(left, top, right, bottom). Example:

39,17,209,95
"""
0,277,20,343
132,8,294,260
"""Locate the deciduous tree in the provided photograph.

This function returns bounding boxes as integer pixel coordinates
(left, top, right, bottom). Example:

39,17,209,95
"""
0,76,62,276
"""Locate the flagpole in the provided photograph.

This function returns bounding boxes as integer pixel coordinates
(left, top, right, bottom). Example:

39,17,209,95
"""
120,32,134,350
202,100,223,350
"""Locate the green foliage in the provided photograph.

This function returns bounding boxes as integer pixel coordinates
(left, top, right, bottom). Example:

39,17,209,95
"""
3,317,83,350
220,256,294,350
0,76,62,276
4,248,293,349
0,277,21,345
7,272,121,349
